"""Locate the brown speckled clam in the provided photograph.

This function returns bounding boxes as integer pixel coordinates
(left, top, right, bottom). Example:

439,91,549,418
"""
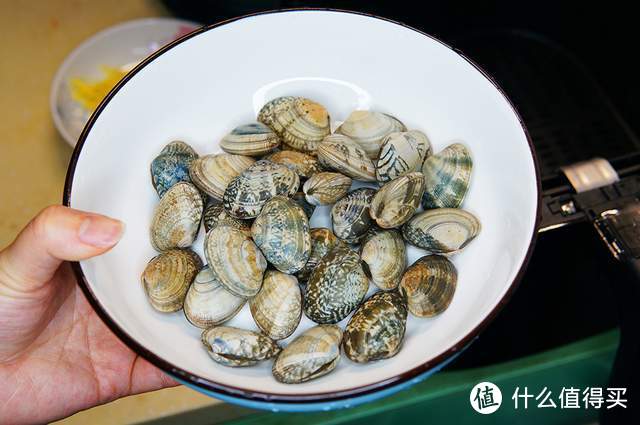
360,229,406,291
343,291,407,363
402,208,481,253
331,187,377,243
296,228,341,283
376,130,431,182
202,203,251,236
250,270,302,340
317,134,376,182
141,248,202,312
399,255,457,317
370,172,425,229
150,182,203,252
202,326,281,367
272,325,342,384
220,123,280,157
421,142,473,209
264,150,323,179
336,110,406,159
189,153,255,201
223,160,300,219
302,172,352,206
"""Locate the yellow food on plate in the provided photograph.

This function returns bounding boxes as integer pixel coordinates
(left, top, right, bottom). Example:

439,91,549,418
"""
70,65,128,112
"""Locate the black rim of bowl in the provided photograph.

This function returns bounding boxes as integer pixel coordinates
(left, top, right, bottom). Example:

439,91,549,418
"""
63,8,542,404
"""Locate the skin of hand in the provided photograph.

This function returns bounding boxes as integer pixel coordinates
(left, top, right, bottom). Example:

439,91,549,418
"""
0,206,176,424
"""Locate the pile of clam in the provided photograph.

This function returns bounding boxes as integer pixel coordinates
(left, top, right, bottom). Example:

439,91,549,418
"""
142,96,480,384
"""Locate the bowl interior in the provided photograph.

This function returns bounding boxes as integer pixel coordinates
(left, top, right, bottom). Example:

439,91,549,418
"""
68,11,538,398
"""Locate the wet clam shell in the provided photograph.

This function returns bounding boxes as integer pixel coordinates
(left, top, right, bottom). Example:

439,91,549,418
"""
264,150,323,179
250,270,302,340
204,224,267,298
402,208,481,253
150,182,203,252
343,290,407,362
150,140,199,198
336,110,406,159
421,143,473,209
251,196,311,274
304,244,369,324
292,191,316,219
376,130,431,182
258,96,330,154
331,187,377,243
296,228,340,283
360,229,406,291
202,326,281,367
303,172,352,206
370,172,425,229
189,154,255,201
141,248,202,312
220,123,280,157
223,160,300,219
184,266,246,328
202,203,251,236
272,325,342,384
399,255,457,317
317,134,376,182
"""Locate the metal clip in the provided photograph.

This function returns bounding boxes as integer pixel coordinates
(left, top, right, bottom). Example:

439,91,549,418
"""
561,158,619,193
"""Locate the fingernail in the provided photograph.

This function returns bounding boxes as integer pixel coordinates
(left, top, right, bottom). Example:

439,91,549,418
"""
78,215,125,248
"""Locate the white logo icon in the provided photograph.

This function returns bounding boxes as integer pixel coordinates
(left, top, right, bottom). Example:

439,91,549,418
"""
470,381,502,414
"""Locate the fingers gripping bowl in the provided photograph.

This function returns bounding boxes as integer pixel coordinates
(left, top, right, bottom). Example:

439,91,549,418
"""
64,10,539,411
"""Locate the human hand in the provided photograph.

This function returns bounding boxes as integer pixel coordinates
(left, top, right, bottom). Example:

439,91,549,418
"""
0,206,176,424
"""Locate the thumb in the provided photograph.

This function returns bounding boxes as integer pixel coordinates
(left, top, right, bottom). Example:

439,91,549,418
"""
0,206,125,290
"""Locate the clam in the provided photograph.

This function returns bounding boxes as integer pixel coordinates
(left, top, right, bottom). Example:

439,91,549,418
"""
223,160,300,219
303,172,352,206
150,182,203,252
202,326,281,367
399,255,457,317
184,266,246,328
370,172,425,229
402,208,481,253
272,325,342,384
296,228,341,283
343,291,407,363
220,123,280,157
204,224,267,298
317,134,376,182
331,187,377,243
251,196,311,274
202,203,251,235
264,150,323,179
376,130,431,182
292,191,316,219
360,229,406,291
336,110,406,159
250,270,302,340
257,96,330,154
141,248,202,312
189,154,255,201
150,140,199,198
304,244,369,324
421,142,472,209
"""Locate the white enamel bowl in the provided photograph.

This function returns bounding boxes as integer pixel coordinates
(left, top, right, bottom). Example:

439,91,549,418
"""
64,10,540,412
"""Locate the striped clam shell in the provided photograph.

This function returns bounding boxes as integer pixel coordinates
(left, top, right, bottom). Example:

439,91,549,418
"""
360,229,406,291
331,187,377,243
302,172,352,206
220,123,280,156
317,134,376,182
402,208,481,254
141,248,202,312
251,196,311,274
370,172,425,229
189,154,255,201
421,143,473,209
343,290,407,363
184,266,246,328
264,150,323,179
376,130,431,183
258,96,330,154
399,255,457,317
223,160,300,219
272,324,342,384
202,326,281,367
202,203,251,236
204,224,267,298
150,182,203,252
250,270,302,340
150,140,199,198
296,228,341,283
304,243,369,324
336,110,406,159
